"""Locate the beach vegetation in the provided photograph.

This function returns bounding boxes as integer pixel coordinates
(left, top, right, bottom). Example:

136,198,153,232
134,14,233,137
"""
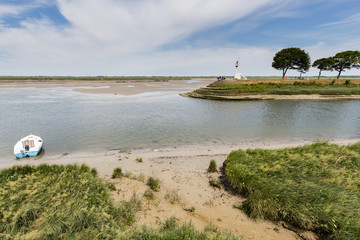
112,167,123,178
124,172,146,182
136,157,143,163
188,80,360,99
0,164,239,239
165,190,181,204
147,177,160,192
224,142,360,240
162,217,178,230
0,164,136,239
207,159,218,173
143,189,155,200
119,222,240,239
209,178,222,189
184,206,195,212
107,182,116,191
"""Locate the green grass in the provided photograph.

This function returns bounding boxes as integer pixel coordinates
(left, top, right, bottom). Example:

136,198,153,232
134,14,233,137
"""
0,164,135,239
0,164,238,239
224,142,360,240
209,179,222,189
112,167,124,178
119,222,240,239
191,81,360,98
208,160,218,173
147,177,161,192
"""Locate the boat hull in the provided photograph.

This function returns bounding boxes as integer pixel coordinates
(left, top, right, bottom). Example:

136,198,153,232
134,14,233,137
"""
14,135,43,159
15,150,42,158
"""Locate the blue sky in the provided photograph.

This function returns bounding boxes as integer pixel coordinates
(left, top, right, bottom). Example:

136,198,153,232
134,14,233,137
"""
0,0,359,76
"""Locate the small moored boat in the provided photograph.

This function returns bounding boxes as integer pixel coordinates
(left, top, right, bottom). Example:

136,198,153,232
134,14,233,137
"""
14,135,43,158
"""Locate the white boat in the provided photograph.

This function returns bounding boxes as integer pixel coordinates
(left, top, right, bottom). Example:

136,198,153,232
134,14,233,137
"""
14,135,43,158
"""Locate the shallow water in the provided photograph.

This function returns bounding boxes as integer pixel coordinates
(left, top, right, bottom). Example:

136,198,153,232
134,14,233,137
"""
1,86,360,160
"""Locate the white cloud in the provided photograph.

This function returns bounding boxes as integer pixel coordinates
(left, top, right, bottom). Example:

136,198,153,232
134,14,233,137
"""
319,13,360,27
0,4,27,18
0,0,359,77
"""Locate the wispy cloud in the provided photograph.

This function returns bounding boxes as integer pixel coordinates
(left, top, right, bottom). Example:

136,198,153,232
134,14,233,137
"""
319,13,360,27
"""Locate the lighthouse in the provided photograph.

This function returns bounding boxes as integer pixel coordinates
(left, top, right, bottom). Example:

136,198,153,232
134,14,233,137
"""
234,59,247,80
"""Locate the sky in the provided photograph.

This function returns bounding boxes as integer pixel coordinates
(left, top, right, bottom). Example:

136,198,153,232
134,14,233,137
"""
0,0,359,76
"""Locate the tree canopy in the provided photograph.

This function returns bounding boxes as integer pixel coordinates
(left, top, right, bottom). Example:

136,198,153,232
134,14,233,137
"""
272,47,311,79
312,57,335,79
332,50,360,79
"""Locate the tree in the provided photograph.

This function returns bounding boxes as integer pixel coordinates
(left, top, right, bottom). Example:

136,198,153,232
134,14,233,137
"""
332,50,360,79
312,57,335,79
272,47,311,79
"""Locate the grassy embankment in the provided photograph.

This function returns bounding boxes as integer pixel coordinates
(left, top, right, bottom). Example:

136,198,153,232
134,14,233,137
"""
185,80,360,99
0,164,238,240
224,142,360,240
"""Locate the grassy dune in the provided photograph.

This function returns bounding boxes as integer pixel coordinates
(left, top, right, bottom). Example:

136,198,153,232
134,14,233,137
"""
186,80,360,99
0,164,238,240
224,142,360,240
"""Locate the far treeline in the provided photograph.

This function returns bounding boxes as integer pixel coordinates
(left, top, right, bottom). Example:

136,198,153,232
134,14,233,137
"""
272,48,360,79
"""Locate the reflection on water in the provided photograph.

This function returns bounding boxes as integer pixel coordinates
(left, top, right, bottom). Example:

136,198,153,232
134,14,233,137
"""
1,87,360,159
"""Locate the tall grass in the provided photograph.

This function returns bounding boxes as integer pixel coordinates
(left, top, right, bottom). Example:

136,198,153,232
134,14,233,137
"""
0,164,237,239
0,164,136,239
224,142,360,240
119,222,240,240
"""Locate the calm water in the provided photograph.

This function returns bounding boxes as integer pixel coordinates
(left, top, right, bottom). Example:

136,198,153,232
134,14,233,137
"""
1,86,360,160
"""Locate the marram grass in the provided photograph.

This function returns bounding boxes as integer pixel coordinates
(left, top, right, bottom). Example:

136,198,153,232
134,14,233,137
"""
0,164,127,239
224,142,360,240
0,164,239,240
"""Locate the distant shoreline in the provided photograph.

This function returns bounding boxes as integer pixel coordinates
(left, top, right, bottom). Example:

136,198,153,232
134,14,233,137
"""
181,92,360,100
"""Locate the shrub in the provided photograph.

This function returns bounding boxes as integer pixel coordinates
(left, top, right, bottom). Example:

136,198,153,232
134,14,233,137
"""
107,182,116,191
162,217,178,230
143,189,154,200
147,177,160,192
112,167,123,179
90,168,98,176
136,157,143,163
165,190,181,204
208,160,218,173
209,179,221,189
345,79,351,85
184,206,195,212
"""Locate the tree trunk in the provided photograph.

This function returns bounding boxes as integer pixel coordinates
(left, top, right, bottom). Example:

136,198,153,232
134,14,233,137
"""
317,70,321,80
282,68,288,79
299,72,303,78
337,70,342,79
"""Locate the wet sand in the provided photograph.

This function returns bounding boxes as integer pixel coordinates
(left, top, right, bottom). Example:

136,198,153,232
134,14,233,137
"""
0,79,215,96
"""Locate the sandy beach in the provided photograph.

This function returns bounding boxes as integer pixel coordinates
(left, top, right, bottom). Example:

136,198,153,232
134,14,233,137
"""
0,78,215,96
2,139,359,240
